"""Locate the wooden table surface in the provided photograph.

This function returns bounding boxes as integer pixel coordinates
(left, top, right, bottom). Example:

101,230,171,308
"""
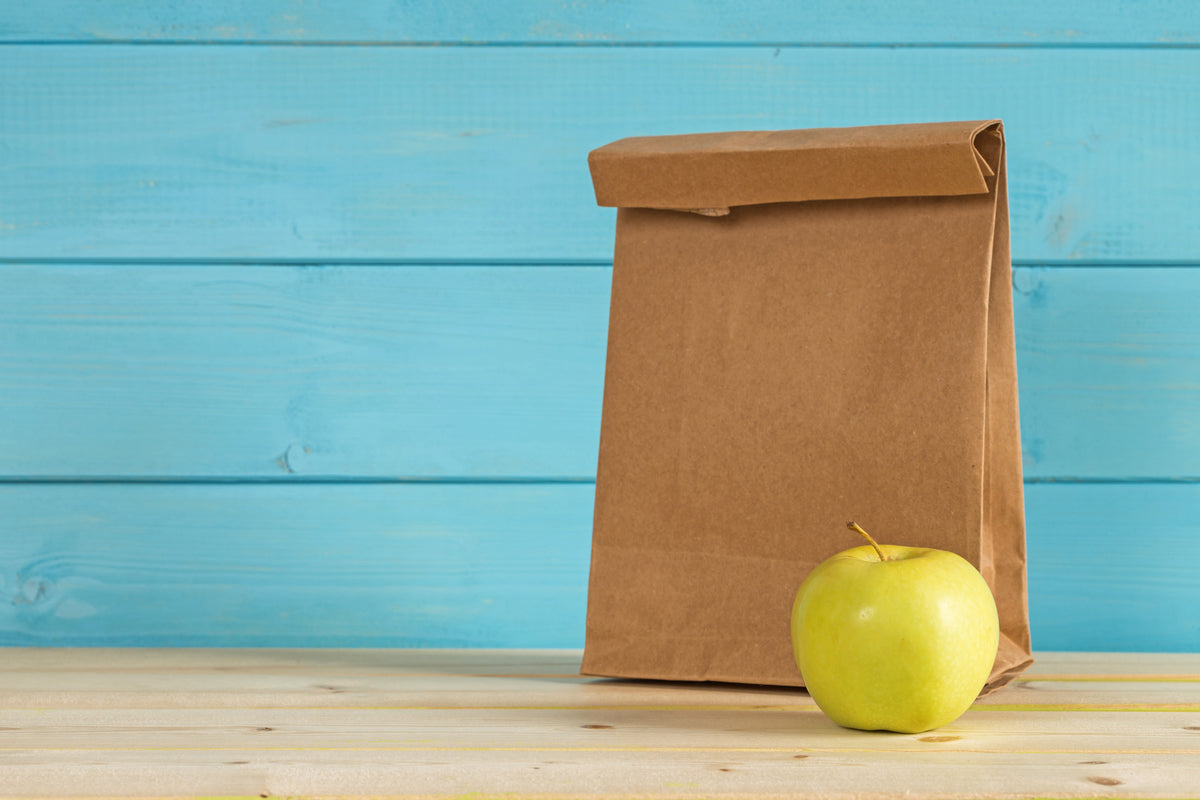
1,649,1198,799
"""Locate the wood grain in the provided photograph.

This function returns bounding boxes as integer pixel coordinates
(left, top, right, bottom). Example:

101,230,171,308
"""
2,46,1197,262
1,484,1197,651
0,483,595,648
1025,483,1200,653
6,707,1200,752
0,649,1197,711
3,3,1197,658
0,650,1197,798
5,750,1197,799
3,264,1199,481
3,1,1196,44
0,263,609,479
1013,266,1200,479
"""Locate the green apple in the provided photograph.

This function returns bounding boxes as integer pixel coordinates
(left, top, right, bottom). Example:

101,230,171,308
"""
790,522,999,733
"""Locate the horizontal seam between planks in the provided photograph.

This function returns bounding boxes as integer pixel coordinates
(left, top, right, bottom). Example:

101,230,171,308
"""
2,477,1200,485
1019,675,1200,682
2,672,1183,680
4,797,1191,800
5,258,1200,268
1,40,1200,49
301,703,1200,711
0,476,598,485
0,257,615,268
975,704,1200,711
4,673,1192,680
1024,477,1200,485
1015,260,1200,267
2,796,1197,800
4,672,1178,680
4,704,1193,712
4,746,1198,754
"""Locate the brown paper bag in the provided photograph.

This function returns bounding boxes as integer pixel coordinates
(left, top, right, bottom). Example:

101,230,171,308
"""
582,120,1032,692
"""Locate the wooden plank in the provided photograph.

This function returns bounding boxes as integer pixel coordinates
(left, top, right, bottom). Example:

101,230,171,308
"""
3,1,1196,44
0,649,1198,711
1025,483,1200,653
1014,267,1200,479
1,651,1196,798
1,710,1197,797
14,677,1200,712
3,750,1197,799
0,484,595,648
0,648,1195,680
1,483,1198,651
5,264,1200,481
10,706,1197,751
0,263,609,479
1023,651,1200,678
2,46,1198,262
0,646,594,677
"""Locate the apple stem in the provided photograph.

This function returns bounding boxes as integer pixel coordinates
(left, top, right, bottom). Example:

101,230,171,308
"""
846,521,888,562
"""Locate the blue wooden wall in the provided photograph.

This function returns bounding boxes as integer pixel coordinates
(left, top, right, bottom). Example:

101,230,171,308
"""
1,2,1198,652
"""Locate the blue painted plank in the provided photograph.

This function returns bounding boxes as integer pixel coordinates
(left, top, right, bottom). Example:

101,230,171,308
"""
1,46,1197,262
1025,483,1200,652
2,1,1195,44
1,481,1193,650
0,263,609,479
1015,267,1200,480
0,483,595,647
4,263,1200,480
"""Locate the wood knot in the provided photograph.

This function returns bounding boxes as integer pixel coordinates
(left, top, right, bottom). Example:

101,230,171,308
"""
1087,776,1123,786
315,684,347,693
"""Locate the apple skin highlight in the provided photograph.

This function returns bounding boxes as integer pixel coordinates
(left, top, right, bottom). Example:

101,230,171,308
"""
790,531,1000,734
